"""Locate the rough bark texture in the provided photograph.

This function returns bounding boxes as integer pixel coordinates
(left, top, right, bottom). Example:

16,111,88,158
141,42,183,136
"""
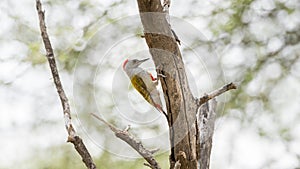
91,113,161,169
136,1,237,169
137,1,198,168
37,0,237,168
36,1,97,168
197,99,217,169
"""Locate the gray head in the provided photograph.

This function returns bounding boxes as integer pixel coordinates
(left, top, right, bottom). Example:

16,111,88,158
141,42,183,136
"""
122,58,149,71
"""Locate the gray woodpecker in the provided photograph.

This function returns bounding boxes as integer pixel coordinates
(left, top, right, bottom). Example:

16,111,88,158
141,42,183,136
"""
123,58,166,116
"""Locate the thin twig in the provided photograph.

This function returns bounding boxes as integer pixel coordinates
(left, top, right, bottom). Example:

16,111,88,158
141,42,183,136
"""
36,1,97,169
91,113,161,169
198,82,237,106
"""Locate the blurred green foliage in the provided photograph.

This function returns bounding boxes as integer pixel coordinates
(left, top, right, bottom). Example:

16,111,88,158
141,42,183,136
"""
1,0,300,168
25,145,169,169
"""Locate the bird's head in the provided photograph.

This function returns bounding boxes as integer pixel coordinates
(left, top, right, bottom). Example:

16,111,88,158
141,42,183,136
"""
122,58,149,70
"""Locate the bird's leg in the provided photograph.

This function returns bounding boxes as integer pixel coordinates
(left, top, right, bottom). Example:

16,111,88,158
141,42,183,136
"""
152,74,166,86
155,65,167,81
157,73,167,78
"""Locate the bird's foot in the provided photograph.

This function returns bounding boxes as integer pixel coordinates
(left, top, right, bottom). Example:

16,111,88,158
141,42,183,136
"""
157,73,166,78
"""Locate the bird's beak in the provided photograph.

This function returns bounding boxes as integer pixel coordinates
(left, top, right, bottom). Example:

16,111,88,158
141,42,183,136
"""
137,58,149,65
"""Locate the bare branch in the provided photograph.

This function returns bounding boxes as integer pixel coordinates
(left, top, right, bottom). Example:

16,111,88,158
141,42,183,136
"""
36,1,96,168
90,113,118,133
198,82,237,106
196,99,217,169
91,113,161,169
144,163,153,168
150,148,160,154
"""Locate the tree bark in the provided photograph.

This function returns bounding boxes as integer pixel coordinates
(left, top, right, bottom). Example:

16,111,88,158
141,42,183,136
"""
36,0,237,168
197,99,217,169
137,1,199,168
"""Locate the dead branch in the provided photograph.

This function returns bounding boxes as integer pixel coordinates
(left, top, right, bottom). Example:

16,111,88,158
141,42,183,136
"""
91,113,161,169
197,99,217,169
36,1,96,168
198,82,237,106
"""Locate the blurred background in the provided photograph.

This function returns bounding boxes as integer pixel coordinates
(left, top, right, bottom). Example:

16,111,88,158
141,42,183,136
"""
0,0,300,168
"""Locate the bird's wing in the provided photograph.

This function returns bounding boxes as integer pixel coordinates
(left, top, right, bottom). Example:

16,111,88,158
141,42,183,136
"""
130,75,155,105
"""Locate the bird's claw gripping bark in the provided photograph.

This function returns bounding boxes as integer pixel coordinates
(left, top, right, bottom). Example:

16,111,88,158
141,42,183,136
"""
157,73,167,78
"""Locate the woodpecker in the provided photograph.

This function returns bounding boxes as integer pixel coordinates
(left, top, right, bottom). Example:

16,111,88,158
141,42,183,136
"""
123,58,166,116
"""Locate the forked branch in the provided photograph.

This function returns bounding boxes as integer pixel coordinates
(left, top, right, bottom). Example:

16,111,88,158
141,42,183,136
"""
198,82,237,106
36,1,96,168
91,113,161,169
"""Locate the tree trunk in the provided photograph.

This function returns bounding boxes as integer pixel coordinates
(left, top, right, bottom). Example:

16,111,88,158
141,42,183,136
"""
136,1,200,168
